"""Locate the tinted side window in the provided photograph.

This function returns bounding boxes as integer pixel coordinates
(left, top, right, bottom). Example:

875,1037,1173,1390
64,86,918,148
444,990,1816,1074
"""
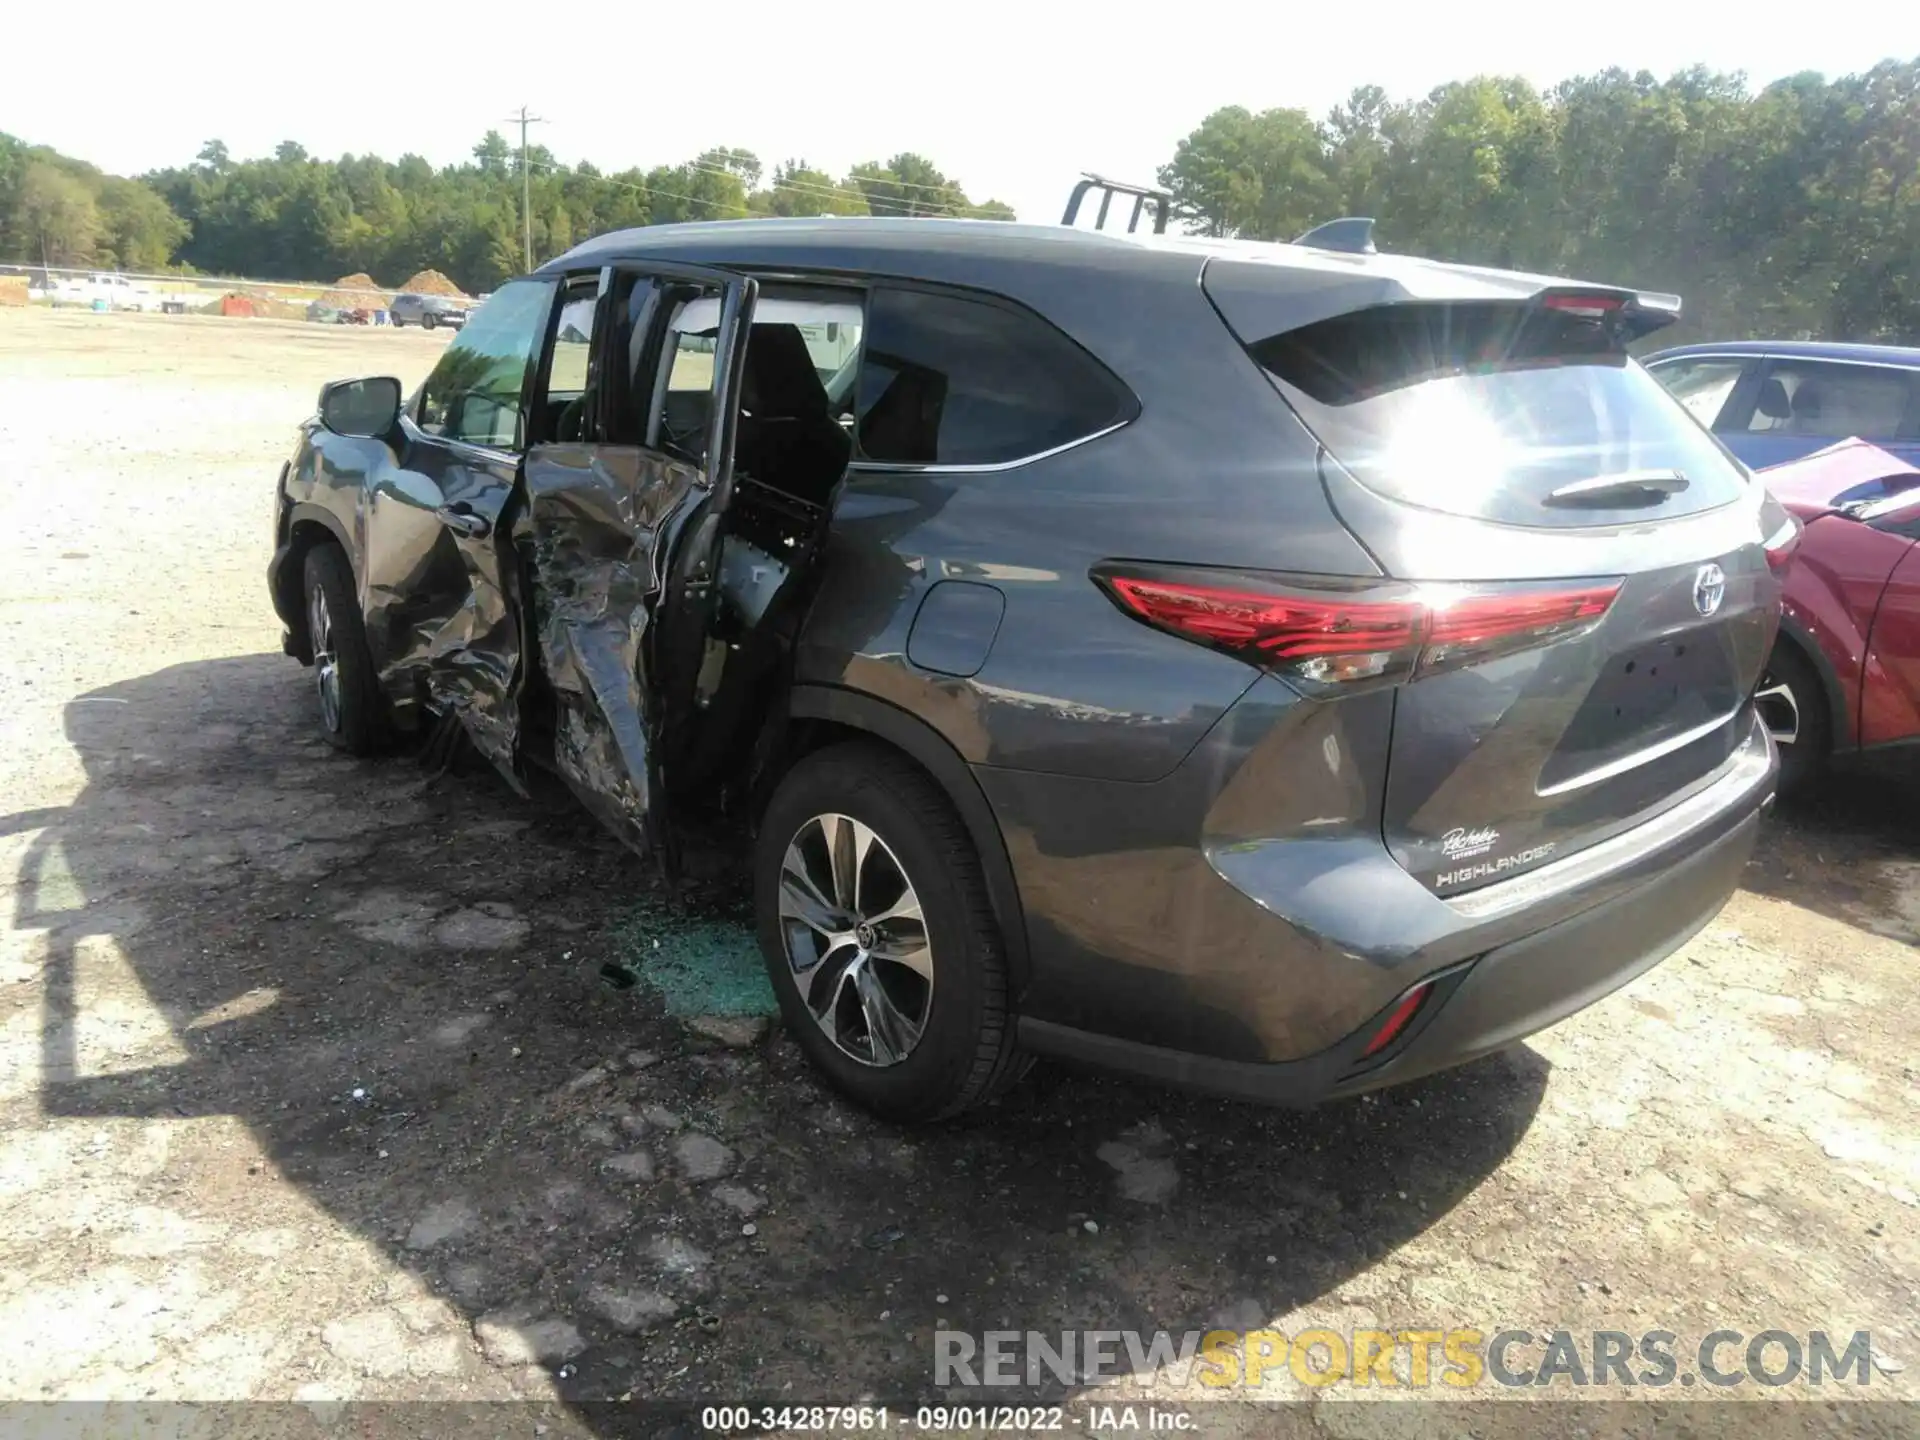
1742,359,1914,441
855,287,1131,466
417,278,554,450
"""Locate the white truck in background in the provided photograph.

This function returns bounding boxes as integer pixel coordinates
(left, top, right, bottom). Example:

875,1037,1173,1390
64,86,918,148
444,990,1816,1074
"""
56,272,169,312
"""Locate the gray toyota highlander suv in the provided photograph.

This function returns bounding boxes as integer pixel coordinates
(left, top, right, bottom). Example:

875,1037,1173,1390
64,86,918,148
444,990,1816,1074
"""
268,212,1788,1120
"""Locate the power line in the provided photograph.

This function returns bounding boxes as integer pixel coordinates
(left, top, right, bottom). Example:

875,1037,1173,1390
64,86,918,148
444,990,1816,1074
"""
696,153,990,200
525,154,1007,221
677,156,997,216
521,157,753,219
505,106,547,269
530,124,1006,214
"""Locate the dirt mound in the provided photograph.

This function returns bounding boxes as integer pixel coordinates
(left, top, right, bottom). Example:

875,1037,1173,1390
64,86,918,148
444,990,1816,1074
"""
400,269,466,298
223,292,305,321
320,272,386,308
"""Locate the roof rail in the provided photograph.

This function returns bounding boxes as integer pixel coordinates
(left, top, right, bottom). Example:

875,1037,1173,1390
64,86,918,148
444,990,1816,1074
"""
1063,175,1171,235
1293,217,1377,255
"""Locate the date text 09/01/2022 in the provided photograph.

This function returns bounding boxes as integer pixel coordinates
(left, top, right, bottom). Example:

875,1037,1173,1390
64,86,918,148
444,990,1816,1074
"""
699,1405,1195,1431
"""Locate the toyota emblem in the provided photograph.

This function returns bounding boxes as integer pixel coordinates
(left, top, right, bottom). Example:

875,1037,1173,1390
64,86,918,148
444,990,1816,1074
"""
1693,563,1726,617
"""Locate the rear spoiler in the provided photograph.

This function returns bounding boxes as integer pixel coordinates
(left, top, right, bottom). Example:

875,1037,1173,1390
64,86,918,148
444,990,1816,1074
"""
1284,220,1681,338
1206,254,1687,352
1531,285,1683,339
1061,186,1685,339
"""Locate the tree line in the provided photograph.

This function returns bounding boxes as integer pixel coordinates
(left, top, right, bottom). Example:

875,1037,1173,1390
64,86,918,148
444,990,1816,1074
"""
1159,59,1920,343
2,56,1916,343
0,135,1014,293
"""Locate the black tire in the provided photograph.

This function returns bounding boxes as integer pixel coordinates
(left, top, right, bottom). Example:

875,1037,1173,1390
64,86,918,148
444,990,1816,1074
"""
301,543,385,755
389,316,404,329
421,312,437,331
754,742,1027,1122
1756,640,1829,796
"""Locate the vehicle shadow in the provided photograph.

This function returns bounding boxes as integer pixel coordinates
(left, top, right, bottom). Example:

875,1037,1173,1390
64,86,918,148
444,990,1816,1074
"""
1742,753,1920,937
16,654,1547,1416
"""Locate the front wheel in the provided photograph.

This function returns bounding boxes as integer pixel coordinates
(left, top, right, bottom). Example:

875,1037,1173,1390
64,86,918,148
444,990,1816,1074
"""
1755,641,1829,796
302,543,385,755
754,743,1027,1122
421,312,437,331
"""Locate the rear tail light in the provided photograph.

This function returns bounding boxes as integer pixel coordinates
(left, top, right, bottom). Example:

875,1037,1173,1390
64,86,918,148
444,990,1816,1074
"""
1095,564,1621,693
1763,516,1801,576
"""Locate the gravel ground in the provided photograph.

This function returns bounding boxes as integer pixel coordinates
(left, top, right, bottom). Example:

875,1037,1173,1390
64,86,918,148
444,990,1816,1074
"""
1,308,1917,1436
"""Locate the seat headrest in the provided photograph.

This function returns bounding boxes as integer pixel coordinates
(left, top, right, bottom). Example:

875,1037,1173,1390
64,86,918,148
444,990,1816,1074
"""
742,324,828,420
1756,376,1792,421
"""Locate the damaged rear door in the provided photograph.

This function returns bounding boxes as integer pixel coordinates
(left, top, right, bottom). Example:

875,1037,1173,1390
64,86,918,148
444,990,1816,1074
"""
518,262,758,856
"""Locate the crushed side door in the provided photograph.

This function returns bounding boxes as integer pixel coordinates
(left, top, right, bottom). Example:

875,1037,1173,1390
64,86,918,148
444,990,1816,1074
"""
519,264,757,858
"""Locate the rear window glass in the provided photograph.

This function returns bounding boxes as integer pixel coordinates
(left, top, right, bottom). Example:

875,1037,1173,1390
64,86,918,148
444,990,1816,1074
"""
856,287,1133,467
1250,303,1751,527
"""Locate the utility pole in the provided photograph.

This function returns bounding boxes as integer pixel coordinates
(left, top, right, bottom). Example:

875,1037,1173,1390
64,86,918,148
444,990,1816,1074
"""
505,106,546,271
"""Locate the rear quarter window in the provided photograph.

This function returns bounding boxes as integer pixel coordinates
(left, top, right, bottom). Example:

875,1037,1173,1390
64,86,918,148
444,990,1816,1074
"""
1251,302,1752,528
855,287,1134,467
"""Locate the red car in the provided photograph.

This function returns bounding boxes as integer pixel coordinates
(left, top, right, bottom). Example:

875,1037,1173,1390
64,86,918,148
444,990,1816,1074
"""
1759,438,1920,791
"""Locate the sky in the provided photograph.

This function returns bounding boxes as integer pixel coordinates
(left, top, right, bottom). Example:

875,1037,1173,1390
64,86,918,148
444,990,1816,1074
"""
5,0,1910,225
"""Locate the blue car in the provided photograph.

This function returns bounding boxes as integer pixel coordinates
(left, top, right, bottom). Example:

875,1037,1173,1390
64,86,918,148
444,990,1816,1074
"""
1643,340,1920,470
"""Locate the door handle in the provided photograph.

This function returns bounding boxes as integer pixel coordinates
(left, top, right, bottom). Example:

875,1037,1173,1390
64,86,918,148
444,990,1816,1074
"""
437,504,491,539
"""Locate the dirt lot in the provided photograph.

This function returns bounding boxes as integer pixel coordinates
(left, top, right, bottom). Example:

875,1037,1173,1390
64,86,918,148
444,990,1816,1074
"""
2,308,1918,1434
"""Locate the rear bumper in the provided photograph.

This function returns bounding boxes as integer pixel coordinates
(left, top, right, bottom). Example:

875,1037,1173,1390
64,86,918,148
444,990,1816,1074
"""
1016,711,1774,1106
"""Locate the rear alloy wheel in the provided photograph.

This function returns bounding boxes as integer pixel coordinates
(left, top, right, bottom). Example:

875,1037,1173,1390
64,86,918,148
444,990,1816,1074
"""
756,743,1027,1121
301,543,384,755
781,813,933,1066
1754,641,1828,796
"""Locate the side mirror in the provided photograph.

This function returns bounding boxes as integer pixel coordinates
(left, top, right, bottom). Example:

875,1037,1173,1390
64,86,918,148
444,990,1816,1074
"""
319,376,403,439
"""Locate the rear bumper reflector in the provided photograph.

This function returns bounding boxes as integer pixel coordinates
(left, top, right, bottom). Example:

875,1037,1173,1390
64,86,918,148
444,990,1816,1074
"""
1361,982,1432,1057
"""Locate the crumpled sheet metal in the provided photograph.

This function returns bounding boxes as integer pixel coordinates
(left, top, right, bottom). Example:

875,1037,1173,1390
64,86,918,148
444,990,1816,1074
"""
424,555,525,786
360,462,462,713
523,445,701,855
357,454,525,782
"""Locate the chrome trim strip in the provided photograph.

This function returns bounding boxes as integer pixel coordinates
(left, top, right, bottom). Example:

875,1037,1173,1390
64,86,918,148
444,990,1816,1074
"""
443,437,522,467
1446,721,1772,923
400,412,521,468
1535,707,1743,798
845,419,1131,476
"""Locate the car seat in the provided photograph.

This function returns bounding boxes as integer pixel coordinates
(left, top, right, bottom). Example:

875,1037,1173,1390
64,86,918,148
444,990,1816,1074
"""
1788,380,1826,433
1755,375,1792,424
733,323,852,504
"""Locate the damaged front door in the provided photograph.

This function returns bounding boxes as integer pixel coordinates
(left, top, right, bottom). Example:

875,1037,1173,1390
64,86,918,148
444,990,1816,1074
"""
519,263,758,856
398,276,559,777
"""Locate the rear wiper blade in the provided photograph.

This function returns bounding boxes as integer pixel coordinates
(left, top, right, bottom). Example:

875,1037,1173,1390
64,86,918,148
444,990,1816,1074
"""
1543,470,1689,508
